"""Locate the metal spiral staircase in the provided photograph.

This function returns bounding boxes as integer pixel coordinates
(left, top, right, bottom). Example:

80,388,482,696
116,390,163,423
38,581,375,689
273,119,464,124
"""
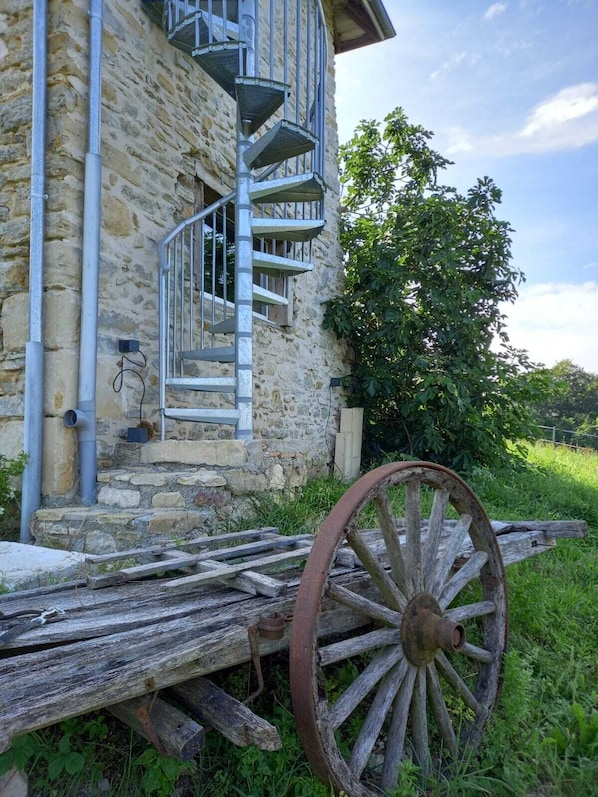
141,0,328,441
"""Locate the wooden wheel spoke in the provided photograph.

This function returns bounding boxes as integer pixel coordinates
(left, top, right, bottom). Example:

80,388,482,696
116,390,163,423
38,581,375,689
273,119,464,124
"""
426,662,458,757
348,658,409,777
326,582,403,627
462,642,494,664
430,513,472,597
438,551,489,609
375,490,412,594
405,480,423,591
290,462,506,797
319,627,401,668
347,529,407,611
423,489,450,591
435,651,483,716
411,667,431,775
444,600,496,623
329,645,405,730
380,665,418,791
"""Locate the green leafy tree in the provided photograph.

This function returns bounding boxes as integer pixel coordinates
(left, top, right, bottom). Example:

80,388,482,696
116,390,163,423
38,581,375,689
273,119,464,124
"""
324,108,546,471
531,360,598,448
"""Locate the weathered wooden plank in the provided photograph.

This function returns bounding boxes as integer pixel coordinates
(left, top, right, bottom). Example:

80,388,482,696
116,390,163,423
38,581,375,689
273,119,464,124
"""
163,545,312,592
491,520,587,538
170,677,282,751
107,695,205,760
84,528,281,564
0,570,374,752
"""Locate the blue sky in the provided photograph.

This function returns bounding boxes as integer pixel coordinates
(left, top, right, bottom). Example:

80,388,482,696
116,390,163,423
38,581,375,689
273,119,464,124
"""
334,0,598,372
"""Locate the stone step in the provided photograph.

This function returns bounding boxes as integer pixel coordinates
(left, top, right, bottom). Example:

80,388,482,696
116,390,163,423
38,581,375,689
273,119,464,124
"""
32,505,215,554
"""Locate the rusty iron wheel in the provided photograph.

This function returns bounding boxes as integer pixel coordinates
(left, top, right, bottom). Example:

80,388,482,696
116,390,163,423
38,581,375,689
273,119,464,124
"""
290,462,508,797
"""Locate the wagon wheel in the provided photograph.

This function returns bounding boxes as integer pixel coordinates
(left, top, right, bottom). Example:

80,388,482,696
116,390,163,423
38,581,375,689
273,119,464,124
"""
290,462,508,797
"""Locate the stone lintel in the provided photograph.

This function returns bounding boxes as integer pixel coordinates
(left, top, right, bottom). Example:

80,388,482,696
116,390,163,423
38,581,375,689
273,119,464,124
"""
140,440,248,467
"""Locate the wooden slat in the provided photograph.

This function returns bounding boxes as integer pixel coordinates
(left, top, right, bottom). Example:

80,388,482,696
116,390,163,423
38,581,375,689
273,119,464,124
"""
170,677,282,751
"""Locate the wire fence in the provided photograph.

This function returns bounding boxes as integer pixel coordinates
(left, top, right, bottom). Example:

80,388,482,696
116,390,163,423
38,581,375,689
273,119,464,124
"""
537,425,598,451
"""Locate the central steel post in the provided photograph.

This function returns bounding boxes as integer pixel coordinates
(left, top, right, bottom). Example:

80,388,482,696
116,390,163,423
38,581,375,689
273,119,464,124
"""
234,0,257,440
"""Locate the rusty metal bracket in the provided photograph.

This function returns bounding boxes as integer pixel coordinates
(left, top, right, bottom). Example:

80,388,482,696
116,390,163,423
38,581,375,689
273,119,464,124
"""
136,700,168,757
244,625,265,706
257,612,287,640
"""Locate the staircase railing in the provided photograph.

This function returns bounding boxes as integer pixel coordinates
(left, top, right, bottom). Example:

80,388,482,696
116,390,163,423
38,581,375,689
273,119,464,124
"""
164,0,328,176
155,0,329,437
158,191,236,425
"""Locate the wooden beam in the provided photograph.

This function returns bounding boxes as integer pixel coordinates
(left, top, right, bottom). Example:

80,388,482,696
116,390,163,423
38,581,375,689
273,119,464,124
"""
170,677,282,751
107,696,205,760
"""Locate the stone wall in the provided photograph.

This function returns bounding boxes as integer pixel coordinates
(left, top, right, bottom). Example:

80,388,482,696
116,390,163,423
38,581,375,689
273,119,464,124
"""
0,0,349,499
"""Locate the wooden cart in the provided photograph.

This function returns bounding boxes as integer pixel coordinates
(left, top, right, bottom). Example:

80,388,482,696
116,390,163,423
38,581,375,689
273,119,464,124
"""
0,462,587,797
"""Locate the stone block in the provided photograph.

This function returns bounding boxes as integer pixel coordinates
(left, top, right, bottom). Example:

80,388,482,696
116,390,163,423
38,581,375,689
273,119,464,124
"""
177,469,227,487
44,349,78,416
103,193,134,237
1,292,28,352
129,472,169,486
269,463,285,490
42,417,76,495
194,489,231,508
0,542,86,591
141,440,247,467
44,289,80,350
83,529,117,554
151,491,185,508
147,511,206,536
97,486,141,509
225,470,268,496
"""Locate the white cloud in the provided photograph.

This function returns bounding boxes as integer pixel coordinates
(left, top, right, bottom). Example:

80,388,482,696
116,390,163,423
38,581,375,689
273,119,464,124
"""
442,83,598,156
484,3,508,20
521,83,598,137
445,125,474,154
430,51,478,80
501,282,598,372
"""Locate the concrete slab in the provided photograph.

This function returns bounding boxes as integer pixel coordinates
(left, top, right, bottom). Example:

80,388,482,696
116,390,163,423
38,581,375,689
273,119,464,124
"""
0,542,86,592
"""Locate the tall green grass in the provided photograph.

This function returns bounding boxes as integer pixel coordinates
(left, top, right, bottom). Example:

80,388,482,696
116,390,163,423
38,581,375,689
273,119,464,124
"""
6,443,597,796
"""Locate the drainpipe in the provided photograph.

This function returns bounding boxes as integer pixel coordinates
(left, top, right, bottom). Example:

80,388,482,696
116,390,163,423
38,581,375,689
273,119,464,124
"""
20,0,48,543
64,0,103,505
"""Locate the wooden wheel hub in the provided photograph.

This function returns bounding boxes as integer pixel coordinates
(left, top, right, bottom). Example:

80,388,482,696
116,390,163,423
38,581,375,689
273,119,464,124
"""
400,593,466,666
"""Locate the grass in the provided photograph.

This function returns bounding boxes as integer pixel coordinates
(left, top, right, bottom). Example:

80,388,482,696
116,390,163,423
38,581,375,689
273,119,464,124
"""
1,442,596,796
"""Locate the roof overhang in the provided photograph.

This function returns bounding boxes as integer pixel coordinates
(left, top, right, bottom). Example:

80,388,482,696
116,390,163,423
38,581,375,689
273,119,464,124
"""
332,0,396,53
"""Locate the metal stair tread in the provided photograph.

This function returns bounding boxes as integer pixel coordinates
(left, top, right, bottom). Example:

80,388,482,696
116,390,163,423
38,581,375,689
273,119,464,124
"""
252,218,325,242
208,317,236,334
165,376,236,392
244,120,317,169
252,284,288,306
192,42,245,97
253,251,314,275
235,76,290,135
249,172,324,204
163,408,240,425
180,345,235,362
140,0,163,25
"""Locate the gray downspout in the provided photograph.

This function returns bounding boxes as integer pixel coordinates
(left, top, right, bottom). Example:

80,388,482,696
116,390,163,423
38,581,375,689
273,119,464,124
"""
63,0,103,504
20,0,48,543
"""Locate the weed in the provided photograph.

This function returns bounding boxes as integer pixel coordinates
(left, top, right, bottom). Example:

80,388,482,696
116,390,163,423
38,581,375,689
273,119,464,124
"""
0,452,27,540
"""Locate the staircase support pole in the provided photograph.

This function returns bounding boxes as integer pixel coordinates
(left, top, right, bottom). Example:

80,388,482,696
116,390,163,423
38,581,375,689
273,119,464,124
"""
234,0,257,440
234,118,254,440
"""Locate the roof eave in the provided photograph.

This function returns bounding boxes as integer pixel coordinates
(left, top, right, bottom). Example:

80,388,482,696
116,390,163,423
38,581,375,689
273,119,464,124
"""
333,0,396,54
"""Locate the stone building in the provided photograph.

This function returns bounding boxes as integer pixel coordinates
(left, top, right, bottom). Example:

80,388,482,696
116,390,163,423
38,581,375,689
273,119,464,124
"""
0,0,394,546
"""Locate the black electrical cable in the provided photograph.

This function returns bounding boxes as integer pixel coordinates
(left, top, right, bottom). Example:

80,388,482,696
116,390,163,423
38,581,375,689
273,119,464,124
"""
113,351,147,426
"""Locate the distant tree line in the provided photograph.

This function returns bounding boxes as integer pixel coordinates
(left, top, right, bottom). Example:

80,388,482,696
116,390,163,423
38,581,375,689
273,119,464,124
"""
531,360,598,450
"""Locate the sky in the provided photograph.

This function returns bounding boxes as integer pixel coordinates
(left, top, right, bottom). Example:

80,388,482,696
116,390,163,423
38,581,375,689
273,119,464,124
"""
334,0,598,373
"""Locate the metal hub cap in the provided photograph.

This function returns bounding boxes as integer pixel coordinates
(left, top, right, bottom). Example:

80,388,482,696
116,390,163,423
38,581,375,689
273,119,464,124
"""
400,593,466,666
